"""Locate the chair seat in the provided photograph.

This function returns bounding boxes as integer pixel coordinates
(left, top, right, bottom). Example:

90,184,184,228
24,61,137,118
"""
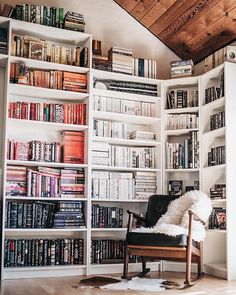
126,232,188,247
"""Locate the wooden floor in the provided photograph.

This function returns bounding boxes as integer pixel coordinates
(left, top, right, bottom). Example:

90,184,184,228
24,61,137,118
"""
1,272,236,295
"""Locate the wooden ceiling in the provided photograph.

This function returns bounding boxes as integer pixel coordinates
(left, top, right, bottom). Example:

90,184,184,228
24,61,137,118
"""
114,0,236,63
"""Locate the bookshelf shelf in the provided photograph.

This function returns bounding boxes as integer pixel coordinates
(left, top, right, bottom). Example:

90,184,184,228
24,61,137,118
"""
164,168,199,173
8,118,89,132
4,265,87,271
93,136,160,146
91,198,148,203
93,110,160,125
6,160,88,168
91,228,127,232
164,107,199,114
202,164,226,171
92,165,159,172
10,56,90,74
8,84,89,100
93,88,160,103
206,229,227,233
5,196,87,201
202,127,225,138
164,128,199,136
5,228,87,235
202,97,225,112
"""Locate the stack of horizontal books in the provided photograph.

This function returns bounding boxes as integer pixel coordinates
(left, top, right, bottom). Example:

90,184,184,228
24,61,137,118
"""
171,60,194,78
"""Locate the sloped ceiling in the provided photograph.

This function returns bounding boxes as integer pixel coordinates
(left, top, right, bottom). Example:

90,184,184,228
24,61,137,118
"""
114,0,236,63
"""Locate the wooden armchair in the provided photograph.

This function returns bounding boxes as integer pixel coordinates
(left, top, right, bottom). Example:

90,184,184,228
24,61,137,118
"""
122,195,204,286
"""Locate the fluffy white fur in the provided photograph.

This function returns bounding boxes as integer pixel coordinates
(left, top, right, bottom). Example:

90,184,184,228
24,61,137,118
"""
133,190,212,242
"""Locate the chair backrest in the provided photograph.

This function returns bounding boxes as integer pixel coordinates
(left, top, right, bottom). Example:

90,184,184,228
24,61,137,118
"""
145,195,180,227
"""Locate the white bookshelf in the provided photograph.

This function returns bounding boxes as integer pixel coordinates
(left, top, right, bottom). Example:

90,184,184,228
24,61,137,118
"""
1,16,236,281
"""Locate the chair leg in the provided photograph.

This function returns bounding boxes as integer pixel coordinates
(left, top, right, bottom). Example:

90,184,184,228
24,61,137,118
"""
139,257,150,277
185,247,192,285
122,244,129,279
197,256,202,276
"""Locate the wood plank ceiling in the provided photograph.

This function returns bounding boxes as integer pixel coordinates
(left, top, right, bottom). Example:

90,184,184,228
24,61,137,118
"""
114,0,236,63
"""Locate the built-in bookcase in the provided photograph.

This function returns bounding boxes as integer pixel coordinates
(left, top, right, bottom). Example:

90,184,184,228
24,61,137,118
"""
1,15,236,281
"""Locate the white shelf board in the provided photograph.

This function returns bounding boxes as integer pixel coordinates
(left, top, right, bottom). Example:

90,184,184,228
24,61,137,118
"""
10,56,89,74
92,68,160,85
8,84,89,100
164,128,199,136
7,160,88,169
202,97,225,112
206,229,227,233
164,168,199,172
93,136,159,146
203,164,226,171
5,196,87,202
92,88,160,103
92,165,159,172
91,198,148,203
164,107,199,114
93,110,160,125
91,228,127,232
211,198,227,203
201,63,224,80
11,18,90,44
4,265,86,272
7,118,88,132
5,228,87,235
202,127,225,138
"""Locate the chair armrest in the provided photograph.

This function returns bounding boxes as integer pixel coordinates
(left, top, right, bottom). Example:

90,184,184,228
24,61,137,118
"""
188,210,205,225
126,210,147,232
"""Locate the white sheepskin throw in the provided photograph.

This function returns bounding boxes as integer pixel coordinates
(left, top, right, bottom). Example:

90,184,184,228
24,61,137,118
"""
133,190,212,242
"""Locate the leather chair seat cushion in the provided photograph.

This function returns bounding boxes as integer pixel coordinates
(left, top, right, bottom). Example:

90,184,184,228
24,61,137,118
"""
126,232,188,247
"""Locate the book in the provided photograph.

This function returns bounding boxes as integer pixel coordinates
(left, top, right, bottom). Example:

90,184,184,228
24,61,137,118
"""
61,131,85,164
168,180,183,195
91,205,123,228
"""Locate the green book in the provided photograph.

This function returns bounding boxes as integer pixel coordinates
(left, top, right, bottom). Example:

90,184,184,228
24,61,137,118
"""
59,8,64,28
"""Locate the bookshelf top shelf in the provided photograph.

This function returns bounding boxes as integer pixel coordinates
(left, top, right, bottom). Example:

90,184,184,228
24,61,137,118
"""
92,88,161,103
9,17,91,45
8,84,89,100
164,107,199,114
92,136,160,147
10,56,90,74
201,97,225,112
92,68,161,85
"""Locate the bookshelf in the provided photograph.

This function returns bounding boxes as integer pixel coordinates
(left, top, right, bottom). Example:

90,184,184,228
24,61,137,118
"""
1,15,236,281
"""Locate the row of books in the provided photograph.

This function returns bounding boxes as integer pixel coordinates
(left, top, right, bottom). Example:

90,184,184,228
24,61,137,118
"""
210,111,225,131
94,79,158,97
168,180,199,195
91,171,156,200
11,33,89,67
2,4,85,33
171,60,194,78
8,101,87,125
93,94,155,117
10,131,84,168
208,145,225,167
91,239,125,264
210,184,226,199
133,58,157,79
204,46,228,72
0,28,7,54
92,143,155,168
54,201,85,228
93,119,155,141
4,238,84,267
5,201,56,228
108,46,133,75
166,114,198,130
7,139,61,163
5,201,85,229
166,131,199,169
204,73,224,104
92,56,111,72
166,89,198,109
91,205,123,228
6,166,85,199
10,62,87,93
208,207,226,230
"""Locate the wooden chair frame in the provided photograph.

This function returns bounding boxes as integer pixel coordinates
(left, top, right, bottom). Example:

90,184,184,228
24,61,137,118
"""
122,209,204,286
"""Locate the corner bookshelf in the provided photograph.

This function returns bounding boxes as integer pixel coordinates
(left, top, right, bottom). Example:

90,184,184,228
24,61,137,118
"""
0,16,92,279
162,76,200,196
200,62,236,280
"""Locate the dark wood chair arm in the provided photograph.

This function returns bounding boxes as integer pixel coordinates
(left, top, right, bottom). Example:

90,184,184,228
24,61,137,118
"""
188,210,205,225
126,210,147,232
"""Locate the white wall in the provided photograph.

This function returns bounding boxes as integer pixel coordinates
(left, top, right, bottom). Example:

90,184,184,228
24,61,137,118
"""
1,0,180,78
